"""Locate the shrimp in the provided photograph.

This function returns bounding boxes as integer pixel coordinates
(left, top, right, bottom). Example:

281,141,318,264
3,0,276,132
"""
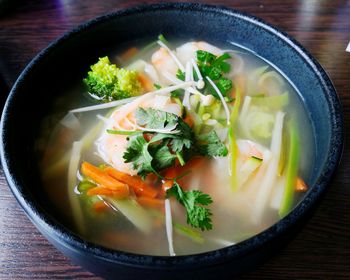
151,41,224,85
176,41,222,65
151,47,178,85
236,139,266,161
208,139,271,213
96,94,182,175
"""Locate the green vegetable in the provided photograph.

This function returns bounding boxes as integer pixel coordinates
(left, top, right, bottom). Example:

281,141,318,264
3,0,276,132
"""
176,69,185,81
123,134,156,179
153,83,162,90
122,107,219,230
251,92,289,110
215,77,233,99
106,129,141,136
124,106,227,175
158,34,169,44
105,197,153,234
167,181,213,231
123,108,194,178
151,210,204,243
173,221,204,243
197,131,228,157
244,106,275,140
279,120,299,217
196,50,233,99
229,87,241,191
83,56,142,102
170,89,183,98
135,107,178,130
78,180,96,192
237,156,263,188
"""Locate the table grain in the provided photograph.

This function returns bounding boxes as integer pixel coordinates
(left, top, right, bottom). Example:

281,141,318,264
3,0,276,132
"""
0,0,349,279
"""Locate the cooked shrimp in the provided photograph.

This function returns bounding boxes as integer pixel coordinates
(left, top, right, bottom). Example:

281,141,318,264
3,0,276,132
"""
176,42,222,64
96,94,182,175
209,139,271,214
151,42,223,85
151,47,178,85
236,139,266,160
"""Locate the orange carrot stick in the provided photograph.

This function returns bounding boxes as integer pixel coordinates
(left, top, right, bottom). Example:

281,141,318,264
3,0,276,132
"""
137,197,164,209
92,200,110,212
295,177,308,192
87,186,128,198
105,166,158,198
81,162,129,195
161,157,206,196
183,114,194,128
120,47,138,61
87,186,121,197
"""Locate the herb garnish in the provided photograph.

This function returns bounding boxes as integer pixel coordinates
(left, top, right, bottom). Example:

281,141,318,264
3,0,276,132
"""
167,181,213,231
121,108,227,230
196,50,233,99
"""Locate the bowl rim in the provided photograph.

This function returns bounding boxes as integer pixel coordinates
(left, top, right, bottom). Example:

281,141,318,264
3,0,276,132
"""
0,2,344,269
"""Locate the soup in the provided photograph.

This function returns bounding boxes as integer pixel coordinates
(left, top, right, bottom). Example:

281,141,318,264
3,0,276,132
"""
37,35,314,256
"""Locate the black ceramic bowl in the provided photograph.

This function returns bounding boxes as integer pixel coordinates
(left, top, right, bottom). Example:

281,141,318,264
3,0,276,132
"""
0,3,343,279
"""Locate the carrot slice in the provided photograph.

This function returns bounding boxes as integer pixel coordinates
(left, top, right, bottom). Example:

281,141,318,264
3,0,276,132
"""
120,47,138,61
87,186,112,196
161,157,206,195
81,162,129,196
295,177,308,192
105,166,158,198
183,114,194,128
137,197,164,209
92,200,109,212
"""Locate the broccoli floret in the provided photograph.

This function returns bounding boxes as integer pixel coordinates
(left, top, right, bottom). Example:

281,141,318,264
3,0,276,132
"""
83,56,142,101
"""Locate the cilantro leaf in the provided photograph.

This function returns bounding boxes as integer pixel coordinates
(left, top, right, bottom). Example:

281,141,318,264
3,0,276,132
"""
135,108,194,153
216,77,233,95
212,53,231,73
196,50,233,100
135,107,178,130
123,135,154,179
153,83,162,89
123,108,227,183
176,69,185,81
167,182,213,231
197,131,228,157
170,89,183,98
152,145,177,170
196,50,216,64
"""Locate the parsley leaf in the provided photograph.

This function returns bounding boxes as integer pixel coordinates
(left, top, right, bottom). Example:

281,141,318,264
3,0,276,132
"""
197,131,228,157
167,181,213,231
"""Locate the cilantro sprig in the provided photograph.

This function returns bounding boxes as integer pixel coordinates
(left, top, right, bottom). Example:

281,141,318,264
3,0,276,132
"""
196,50,233,99
167,181,213,231
123,108,195,179
122,108,227,179
119,108,228,230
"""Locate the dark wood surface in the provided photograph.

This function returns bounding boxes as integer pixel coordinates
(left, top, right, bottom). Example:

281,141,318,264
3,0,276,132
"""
1,0,349,279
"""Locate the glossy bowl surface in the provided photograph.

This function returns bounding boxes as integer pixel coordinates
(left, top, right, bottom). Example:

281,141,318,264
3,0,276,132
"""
0,3,343,279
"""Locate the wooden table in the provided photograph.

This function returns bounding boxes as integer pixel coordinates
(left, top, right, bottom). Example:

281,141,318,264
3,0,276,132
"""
0,0,349,279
